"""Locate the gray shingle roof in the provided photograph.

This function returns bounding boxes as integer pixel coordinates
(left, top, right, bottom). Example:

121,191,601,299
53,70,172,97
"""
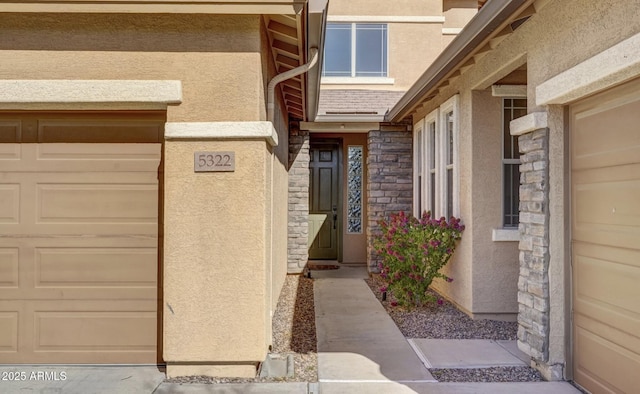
317,90,406,116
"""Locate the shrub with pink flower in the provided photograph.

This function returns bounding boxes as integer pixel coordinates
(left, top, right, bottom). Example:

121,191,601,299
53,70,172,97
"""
373,211,464,308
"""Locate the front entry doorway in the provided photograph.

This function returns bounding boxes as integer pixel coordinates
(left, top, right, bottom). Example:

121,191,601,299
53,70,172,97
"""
308,141,340,259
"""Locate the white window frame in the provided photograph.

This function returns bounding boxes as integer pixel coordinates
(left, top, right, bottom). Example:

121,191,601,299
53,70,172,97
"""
413,95,459,220
501,96,526,228
438,95,460,219
322,22,389,79
412,119,425,218
424,109,438,217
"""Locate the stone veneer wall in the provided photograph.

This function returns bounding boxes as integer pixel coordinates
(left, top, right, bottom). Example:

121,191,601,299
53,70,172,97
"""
366,126,413,272
516,126,551,367
287,122,309,273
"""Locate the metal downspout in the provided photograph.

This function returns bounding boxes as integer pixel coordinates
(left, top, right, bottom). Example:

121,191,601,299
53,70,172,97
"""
267,47,319,122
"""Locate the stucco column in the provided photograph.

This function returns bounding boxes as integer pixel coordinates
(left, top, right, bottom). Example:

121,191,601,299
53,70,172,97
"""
162,122,277,378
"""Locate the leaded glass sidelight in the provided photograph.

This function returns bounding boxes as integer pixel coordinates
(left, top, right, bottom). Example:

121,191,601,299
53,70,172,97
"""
347,146,363,233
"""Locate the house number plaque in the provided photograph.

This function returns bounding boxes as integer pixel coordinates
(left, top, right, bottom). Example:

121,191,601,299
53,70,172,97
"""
194,151,235,172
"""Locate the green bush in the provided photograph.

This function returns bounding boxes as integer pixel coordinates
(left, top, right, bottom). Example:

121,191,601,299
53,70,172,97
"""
373,211,464,308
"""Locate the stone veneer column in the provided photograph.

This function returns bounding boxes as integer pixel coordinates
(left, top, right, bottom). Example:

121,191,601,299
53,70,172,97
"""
366,125,413,272
287,122,309,273
511,113,553,374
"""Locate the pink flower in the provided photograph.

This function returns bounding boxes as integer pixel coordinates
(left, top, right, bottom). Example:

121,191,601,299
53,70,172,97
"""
437,299,444,305
380,286,387,292
390,301,398,307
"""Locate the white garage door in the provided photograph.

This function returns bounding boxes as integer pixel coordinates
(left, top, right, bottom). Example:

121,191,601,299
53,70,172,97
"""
570,79,640,393
0,113,163,364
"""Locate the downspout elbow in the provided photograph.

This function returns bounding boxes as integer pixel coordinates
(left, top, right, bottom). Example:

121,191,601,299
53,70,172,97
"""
267,47,319,122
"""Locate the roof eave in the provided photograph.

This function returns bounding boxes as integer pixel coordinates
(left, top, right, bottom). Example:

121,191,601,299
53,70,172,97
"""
386,0,529,123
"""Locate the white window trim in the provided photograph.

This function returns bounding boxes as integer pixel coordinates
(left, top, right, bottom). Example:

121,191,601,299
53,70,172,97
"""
328,15,445,23
500,96,526,230
413,95,459,220
438,95,460,219
323,22,390,80
424,109,438,217
321,76,395,85
492,228,520,242
412,118,425,218
493,95,526,241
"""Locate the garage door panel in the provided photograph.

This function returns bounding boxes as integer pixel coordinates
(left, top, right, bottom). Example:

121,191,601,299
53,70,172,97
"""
0,128,161,364
574,321,640,394
0,248,19,288
573,178,640,228
0,311,19,353
0,300,157,364
37,184,158,224
0,121,21,143
0,144,161,172
574,244,640,320
35,143,162,172
571,78,640,391
36,247,157,288
0,177,158,236
572,84,640,171
0,144,19,159
38,120,162,144
0,240,157,300
35,309,157,351
0,184,20,224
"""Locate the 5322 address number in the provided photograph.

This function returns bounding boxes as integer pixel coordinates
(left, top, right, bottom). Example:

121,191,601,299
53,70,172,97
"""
194,151,235,172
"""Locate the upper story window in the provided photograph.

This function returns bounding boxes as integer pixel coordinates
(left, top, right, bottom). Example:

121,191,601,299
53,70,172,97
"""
323,23,388,78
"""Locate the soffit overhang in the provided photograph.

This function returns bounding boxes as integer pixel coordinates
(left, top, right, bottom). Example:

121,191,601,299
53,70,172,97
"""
264,0,326,121
387,0,539,122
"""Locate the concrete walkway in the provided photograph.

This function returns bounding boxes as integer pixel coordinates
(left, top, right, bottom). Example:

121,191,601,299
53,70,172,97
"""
315,278,436,383
312,270,583,394
1,270,584,394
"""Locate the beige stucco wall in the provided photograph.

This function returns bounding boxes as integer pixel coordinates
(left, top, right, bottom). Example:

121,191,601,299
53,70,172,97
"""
443,0,478,29
329,0,442,16
0,12,294,376
469,89,519,317
389,23,452,90
322,0,477,91
163,140,269,377
0,13,264,123
410,0,640,372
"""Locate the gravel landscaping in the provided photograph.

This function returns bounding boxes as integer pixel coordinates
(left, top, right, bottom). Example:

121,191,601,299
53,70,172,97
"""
431,366,543,382
166,274,317,384
365,274,544,383
365,275,517,340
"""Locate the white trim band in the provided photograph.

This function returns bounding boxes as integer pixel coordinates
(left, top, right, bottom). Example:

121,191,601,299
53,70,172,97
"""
321,77,395,85
510,112,547,136
536,32,640,105
492,228,520,242
492,84,527,97
0,80,182,106
165,121,279,146
327,15,445,23
442,27,463,35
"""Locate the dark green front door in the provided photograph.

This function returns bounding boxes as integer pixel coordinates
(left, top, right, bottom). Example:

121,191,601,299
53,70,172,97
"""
308,143,339,259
